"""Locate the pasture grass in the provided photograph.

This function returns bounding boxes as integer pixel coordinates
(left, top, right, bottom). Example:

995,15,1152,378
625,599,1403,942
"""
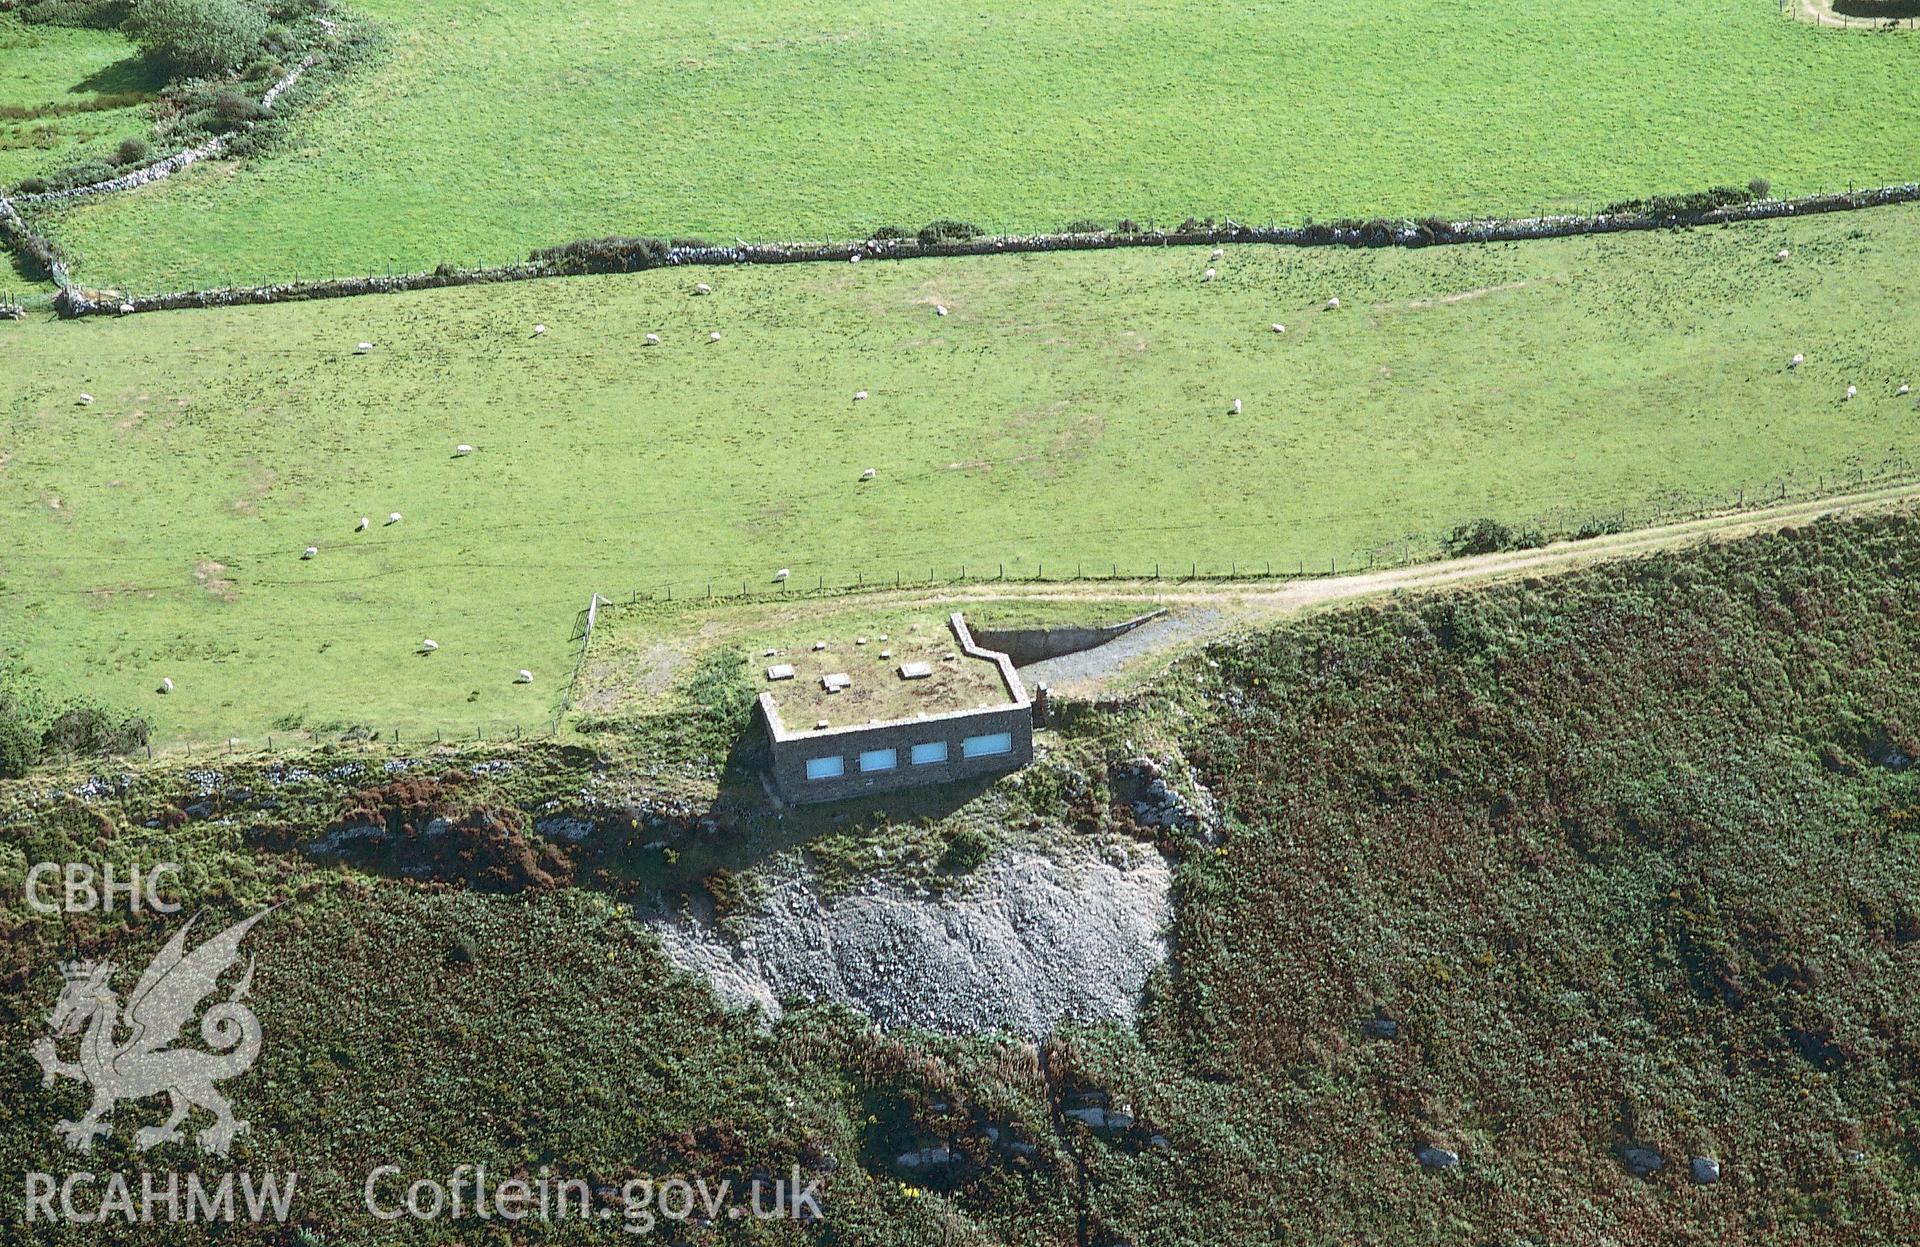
0,14,158,189
34,0,1920,291
4,206,1919,748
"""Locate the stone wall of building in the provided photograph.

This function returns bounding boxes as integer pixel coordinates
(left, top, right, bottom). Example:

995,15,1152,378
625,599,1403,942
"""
762,697,1033,804
761,612,1033,804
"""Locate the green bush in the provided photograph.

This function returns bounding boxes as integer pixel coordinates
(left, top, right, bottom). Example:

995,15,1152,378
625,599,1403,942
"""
126,0,270,76
40,704,151,760
917,218,984,245
940,827,993,872
0,706,38,780
114,136,152,166
1062,218,1106,234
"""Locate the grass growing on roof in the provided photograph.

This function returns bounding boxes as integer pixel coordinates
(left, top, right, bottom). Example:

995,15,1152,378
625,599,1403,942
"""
34,0,1920,290
4,206,1919,749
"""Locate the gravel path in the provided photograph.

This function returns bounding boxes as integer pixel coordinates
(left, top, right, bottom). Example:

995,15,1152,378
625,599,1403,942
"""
1019,608,1223,695
647,846,1172,1036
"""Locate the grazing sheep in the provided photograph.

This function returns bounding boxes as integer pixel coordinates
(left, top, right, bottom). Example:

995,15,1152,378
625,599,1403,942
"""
1231,398,1242,415
935,304,948,316
1325,297,1341,310
516,669,535,683
1898,383,1911,397
861,467,876,481
694,282,711,295
1789,353,1804,369
1776,249,1790,262
643,332,661,345
455,444,474,455
709,331,722,342
854,390,868,401
849,253,861,263
532,324,547,336
356,516,369,532
387,512,403,525
77,393,93,405
1845,385,1857,401
118,302,134,316
812,641,827,651
355,342,372,354
159,677,174,694
1271,323,1286,334
420,638,439,652
773,568,790,582
301,546,318,560
1202,268,1216,282
1211,248,1224,260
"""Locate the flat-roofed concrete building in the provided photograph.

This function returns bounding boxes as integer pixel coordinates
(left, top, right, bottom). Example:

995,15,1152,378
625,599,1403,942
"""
759,612,1033,803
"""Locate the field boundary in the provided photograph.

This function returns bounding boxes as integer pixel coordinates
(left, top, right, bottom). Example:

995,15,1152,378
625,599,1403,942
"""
37,180,1920,319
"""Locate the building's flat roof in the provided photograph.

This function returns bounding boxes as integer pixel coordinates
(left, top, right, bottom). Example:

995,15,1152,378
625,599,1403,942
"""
761,616,1017,730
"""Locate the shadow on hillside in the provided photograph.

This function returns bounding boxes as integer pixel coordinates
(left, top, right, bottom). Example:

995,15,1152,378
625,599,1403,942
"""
72,54,169,98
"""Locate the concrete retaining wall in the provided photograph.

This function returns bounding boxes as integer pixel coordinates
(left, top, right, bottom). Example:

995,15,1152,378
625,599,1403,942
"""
970,609,1166,667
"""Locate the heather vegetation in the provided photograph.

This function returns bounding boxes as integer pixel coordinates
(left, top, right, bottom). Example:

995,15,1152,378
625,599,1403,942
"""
4,514,1917,1241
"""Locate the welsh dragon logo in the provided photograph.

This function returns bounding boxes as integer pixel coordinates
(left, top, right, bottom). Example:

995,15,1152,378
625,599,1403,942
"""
32,909,273,1156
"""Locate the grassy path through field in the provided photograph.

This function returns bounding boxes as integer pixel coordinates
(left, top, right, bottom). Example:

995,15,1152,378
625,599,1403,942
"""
746,480,1920,698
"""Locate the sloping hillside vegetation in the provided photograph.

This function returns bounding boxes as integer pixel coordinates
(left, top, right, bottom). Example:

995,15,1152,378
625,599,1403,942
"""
3,514,1918,1243
1097,513,1920,1242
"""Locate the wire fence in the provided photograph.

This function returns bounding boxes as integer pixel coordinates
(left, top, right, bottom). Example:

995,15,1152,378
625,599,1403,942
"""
591,457,1918,611
109,454,1920,764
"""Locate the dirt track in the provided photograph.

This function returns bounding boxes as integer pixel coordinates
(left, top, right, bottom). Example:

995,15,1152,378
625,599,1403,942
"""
797,481,1920,696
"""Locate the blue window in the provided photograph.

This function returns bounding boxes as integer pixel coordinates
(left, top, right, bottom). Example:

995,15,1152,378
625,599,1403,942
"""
805,755,845,780
910,740,948,766
962,731,1013,759
859,748,898,773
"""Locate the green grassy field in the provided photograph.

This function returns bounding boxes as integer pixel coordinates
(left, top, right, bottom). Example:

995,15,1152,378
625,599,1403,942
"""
0,14,158,189
32,0,1920,291
5,205,1919,748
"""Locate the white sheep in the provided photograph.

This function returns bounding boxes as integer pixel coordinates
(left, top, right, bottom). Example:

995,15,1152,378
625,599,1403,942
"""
387,511,403,524
861,467,876,481
1202,268,1217,282
694,282,712,295
1325,297,1341,310
1789,353,1804,369
355,342,372,354
1898,383,1911,397
643,332,660,345
849,253,861,263
118,302,134,316
159,677,174,694
1776,249,1790,263
455,444,474,455
420,638,439,652
356,516,369,532
532,324,547,336
935,304,948,316
854,390,868,401
1211,248,1224,260
301,546,318,560
1231,398,1242,415
1271,323,1286,334
1845,385,1858,401
709,331,722,342
516,669,534,683
773,568,790,582
77,393,94,405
